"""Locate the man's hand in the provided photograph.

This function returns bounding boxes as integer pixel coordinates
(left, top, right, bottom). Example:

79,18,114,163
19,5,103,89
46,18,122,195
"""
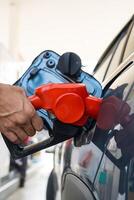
0,83,44,144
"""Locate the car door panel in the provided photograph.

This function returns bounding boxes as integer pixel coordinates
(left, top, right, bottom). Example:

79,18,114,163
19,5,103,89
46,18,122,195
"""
61,55,134,200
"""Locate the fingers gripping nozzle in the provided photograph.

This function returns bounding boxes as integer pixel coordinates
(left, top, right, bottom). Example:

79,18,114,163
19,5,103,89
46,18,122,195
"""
29,83,102,126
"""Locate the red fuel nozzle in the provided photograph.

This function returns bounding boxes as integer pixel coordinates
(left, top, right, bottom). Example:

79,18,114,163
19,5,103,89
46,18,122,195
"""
29,83,102,126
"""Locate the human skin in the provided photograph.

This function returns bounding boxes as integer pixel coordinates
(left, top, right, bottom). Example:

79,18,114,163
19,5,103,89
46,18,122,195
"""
0,83,44,144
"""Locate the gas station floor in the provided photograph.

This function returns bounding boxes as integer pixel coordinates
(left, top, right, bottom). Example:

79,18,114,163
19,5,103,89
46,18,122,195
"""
7,153,53,200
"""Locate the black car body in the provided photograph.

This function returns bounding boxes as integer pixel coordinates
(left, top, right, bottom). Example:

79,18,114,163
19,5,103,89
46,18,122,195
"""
46,15,134,200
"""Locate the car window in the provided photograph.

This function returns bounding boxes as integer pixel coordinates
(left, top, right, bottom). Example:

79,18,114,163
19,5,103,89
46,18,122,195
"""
104,32,128,80
123,23,134,61
93,46,116,83
94,18,133,83
92,64,134,200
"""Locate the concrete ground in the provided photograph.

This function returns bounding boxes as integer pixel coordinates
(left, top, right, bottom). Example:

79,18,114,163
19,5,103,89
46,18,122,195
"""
7,153,53,200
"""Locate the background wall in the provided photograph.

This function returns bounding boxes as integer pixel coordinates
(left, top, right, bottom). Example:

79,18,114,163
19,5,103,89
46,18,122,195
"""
0,0,134,72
